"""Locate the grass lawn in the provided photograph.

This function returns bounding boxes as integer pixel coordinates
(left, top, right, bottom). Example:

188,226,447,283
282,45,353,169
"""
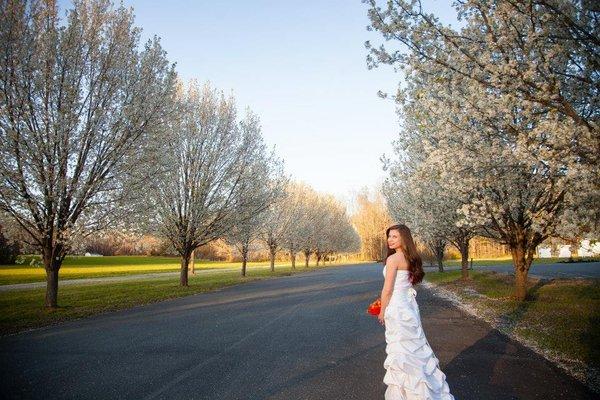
0,262,356,336
443,256,599,268
4,255,596,286
0,255,305,285
425,270,599,375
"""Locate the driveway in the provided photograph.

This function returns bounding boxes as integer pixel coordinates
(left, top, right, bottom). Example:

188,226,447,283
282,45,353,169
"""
0,263,596,399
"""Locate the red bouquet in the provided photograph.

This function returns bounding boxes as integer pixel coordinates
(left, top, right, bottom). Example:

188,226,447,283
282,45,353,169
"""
367,298,381,316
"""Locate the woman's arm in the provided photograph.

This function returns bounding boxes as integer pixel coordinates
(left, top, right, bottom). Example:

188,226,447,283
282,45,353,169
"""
378,257,397,325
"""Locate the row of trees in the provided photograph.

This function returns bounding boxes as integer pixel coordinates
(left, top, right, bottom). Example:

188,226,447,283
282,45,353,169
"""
0,1,360,308
366,0,599,300
145,82,286,287
227,182,360,276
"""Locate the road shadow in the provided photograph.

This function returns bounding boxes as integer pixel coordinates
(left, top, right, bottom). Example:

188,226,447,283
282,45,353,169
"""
443,327,597,400
441,278,598,399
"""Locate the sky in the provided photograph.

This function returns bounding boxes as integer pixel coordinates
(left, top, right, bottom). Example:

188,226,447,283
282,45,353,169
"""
60,0,459,206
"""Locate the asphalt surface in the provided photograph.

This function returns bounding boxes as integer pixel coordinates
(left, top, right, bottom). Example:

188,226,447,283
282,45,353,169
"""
438,261,600,279
0,263,596,400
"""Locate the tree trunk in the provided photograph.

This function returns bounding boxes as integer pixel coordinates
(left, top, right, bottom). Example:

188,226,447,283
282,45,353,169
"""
189,248,196,275
304,251,310,267
291,252,296,269
43,245,63,308
241,256,247,277
427,239,445,272
45,268,59,308
241,243,249,277
270,248,276,272
434,244,445,272
552,243,560,258
511,241,533,301
316,253,321,266
568,238,579,261
460,239,470,280
514,267,528,301
180,251,191,286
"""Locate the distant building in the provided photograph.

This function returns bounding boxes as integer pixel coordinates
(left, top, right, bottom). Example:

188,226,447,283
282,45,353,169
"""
537,239,599,258
538,247,552,258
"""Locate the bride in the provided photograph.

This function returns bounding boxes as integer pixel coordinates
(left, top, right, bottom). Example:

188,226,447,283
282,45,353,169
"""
379,224,455,400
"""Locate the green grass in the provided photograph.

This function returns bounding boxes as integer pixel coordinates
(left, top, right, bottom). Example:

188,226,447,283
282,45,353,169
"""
443,256,599,268
0,255,301,285
425,270,600,370
0,263,352,336
443,257,513,267
426,270,515,298
513,281,600,367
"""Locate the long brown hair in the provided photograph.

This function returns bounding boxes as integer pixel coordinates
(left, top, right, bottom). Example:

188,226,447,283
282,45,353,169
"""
384,224,424,285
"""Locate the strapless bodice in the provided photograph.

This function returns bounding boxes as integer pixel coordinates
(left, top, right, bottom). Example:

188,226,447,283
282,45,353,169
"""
382,264,416,299
382,264,412,288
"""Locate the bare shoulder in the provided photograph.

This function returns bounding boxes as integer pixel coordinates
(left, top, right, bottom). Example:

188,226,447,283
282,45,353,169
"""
385,253,408,269
387,252,409,270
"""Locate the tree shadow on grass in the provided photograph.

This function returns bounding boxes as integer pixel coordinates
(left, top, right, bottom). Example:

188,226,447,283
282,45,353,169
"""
496,278,552,335
577,280,600,393
579,312,600,393
443,277,598,399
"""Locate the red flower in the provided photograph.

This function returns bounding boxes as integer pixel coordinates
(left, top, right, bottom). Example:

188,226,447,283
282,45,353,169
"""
367,298,381,316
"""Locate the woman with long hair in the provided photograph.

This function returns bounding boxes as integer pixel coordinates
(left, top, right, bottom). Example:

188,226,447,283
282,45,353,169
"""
379,224,454,399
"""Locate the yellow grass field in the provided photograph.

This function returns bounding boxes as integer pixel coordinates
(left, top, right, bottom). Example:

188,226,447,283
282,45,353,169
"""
0,255,306,285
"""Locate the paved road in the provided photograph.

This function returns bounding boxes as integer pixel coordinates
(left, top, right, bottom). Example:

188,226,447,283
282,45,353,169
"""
0,263,596,399
432,261,600,279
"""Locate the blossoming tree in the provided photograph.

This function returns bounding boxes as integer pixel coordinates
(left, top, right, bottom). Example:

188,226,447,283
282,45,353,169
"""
367,0,598,300
0,0,176,307
148,82,280,286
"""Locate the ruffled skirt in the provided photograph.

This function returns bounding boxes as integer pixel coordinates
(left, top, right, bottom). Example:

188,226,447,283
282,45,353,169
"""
383,292,454,400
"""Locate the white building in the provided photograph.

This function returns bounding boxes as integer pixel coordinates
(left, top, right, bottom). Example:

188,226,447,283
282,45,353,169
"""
537,239,600,258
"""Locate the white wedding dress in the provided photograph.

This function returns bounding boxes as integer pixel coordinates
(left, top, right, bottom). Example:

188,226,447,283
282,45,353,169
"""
382,265,455,400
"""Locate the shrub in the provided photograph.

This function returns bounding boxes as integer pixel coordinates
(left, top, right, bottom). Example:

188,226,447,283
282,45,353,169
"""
0,223,21,264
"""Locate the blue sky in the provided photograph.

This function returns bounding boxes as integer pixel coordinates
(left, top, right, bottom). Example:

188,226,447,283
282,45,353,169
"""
60,0,458,205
